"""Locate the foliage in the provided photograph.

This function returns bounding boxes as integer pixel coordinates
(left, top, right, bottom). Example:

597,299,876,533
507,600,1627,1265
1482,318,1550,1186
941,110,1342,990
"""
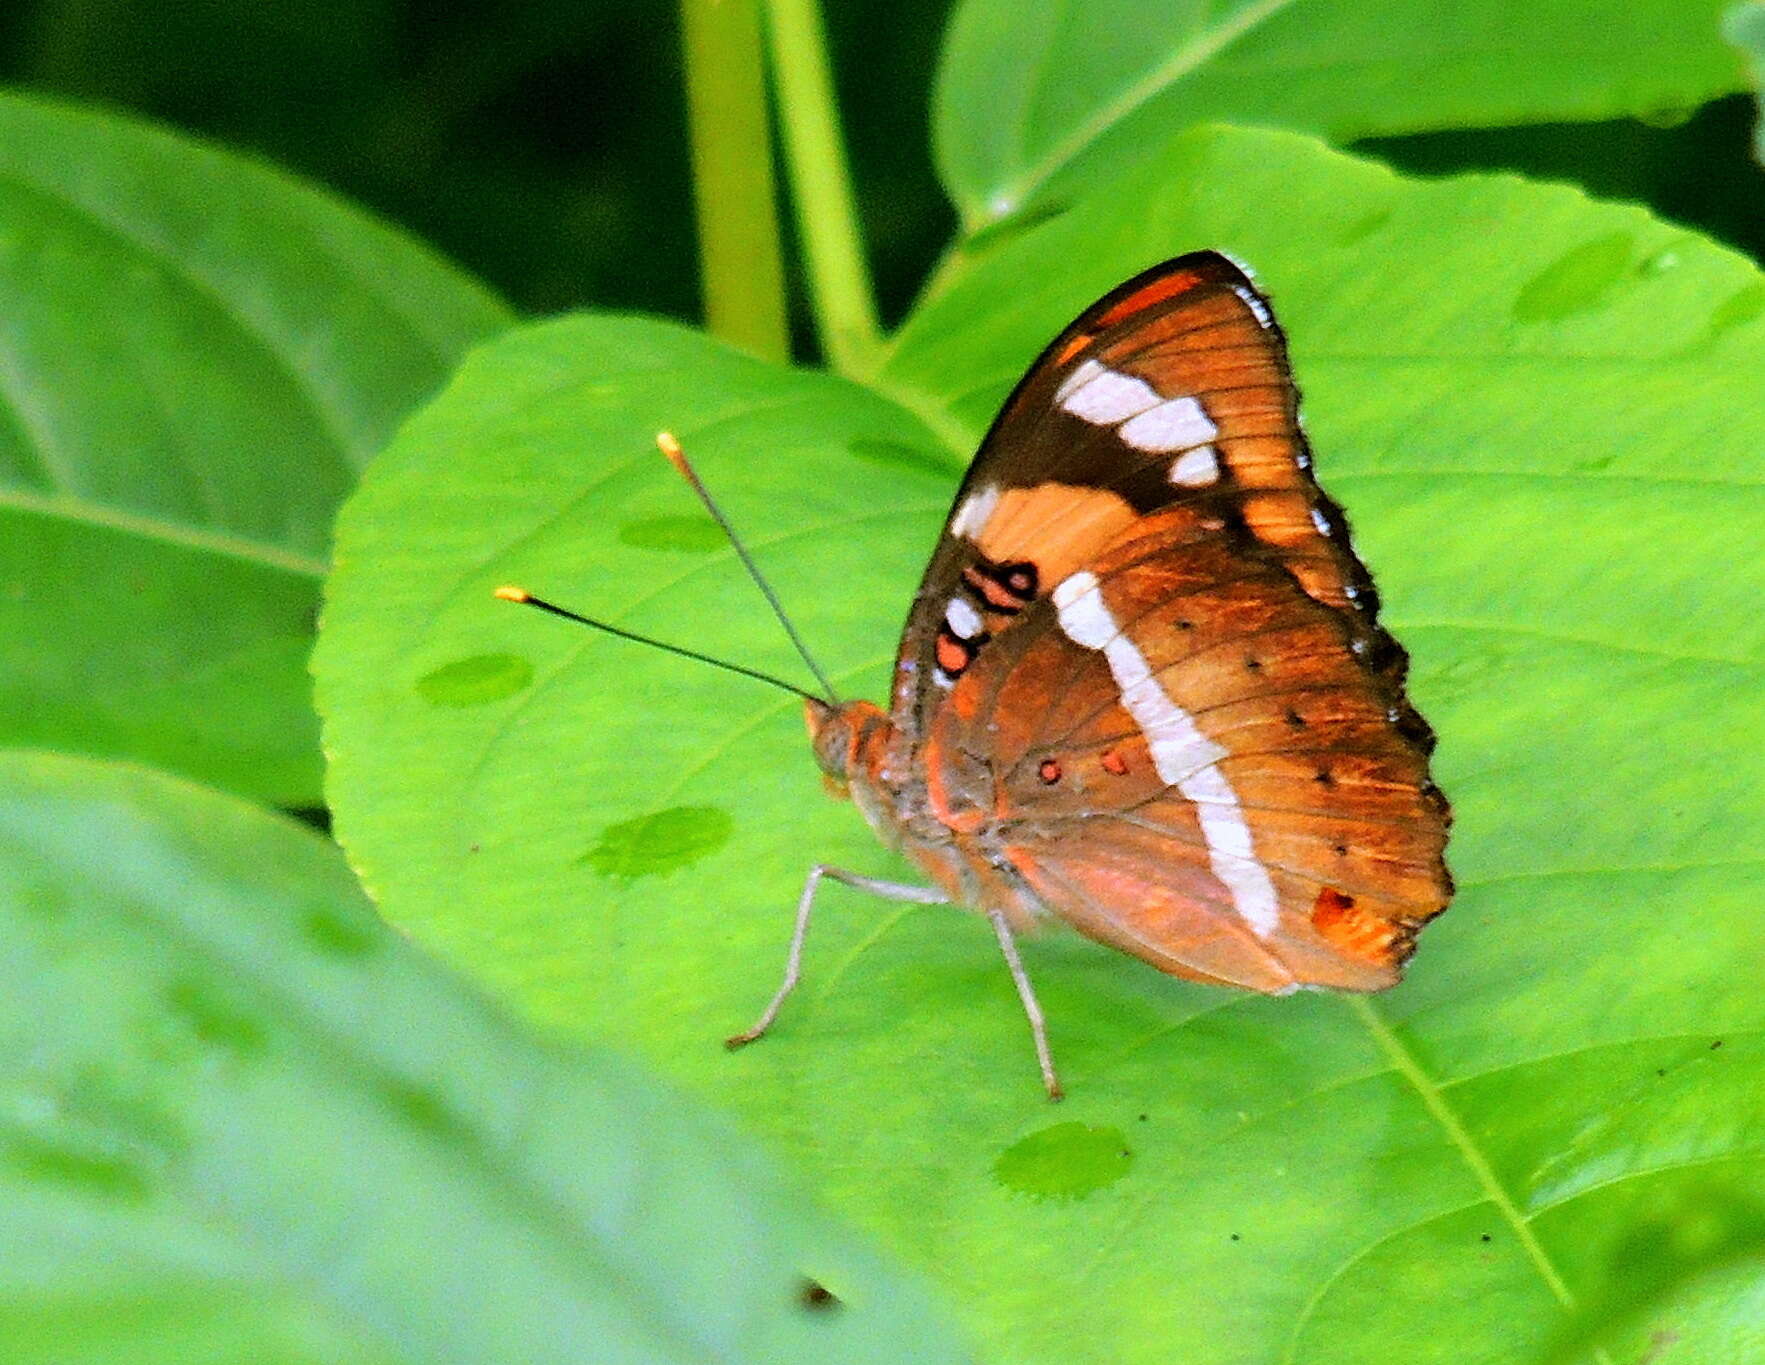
4,0,1765,1361
315,123,1765,1362
0,751,964,1363
935,0,1748,226
0,93,509,805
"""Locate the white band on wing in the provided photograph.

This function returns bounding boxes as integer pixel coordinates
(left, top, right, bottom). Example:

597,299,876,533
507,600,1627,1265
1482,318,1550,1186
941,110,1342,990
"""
1052,570,1279,936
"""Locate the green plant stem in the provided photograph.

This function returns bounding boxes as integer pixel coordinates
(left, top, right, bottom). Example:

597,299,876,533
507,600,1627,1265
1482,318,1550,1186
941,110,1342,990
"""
679,0,790,363
763,0,883,377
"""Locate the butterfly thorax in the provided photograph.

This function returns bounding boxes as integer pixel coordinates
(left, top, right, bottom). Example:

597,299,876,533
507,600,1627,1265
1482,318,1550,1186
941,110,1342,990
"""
806,697,1054,929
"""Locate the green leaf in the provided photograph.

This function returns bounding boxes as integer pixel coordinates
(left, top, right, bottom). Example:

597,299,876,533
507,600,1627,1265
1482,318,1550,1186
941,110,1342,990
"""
1728,1,1765,164
0,93,512,806
934,0,1749,228
316,126,1765,1361
0,750,965,1364
1536,1183,1765,1363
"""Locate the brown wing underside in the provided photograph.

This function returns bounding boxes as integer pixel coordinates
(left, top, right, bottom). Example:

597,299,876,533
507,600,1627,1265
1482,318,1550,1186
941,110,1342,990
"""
917,508,1450,992
888,252,1451,991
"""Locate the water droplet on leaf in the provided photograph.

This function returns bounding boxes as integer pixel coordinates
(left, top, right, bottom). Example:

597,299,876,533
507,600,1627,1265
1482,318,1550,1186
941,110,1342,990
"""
584,806,734,879
618,516,725,553
416,653,533,707
993,1122,1132,1201
1513,234,1635,322
1709,283,1765,340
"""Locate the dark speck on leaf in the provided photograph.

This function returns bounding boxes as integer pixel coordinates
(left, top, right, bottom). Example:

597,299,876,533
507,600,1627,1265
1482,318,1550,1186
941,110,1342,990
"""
799,1279,839,1311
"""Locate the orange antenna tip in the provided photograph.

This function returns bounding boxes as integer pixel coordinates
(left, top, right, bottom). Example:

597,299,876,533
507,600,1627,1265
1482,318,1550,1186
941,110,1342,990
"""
649,426,838,702
493,584,531,603
655,430,688,474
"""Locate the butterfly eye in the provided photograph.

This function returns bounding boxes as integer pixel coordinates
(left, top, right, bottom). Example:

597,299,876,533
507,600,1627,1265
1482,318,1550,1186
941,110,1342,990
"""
1038,758,1063,784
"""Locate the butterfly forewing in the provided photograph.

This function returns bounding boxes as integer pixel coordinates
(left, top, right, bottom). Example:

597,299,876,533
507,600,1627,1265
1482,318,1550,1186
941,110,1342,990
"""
888,252,1451,992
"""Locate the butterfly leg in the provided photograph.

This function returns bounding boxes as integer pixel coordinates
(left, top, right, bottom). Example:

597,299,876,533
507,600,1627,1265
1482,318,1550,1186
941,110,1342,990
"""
988,910,1063,1102
725,865,948,1050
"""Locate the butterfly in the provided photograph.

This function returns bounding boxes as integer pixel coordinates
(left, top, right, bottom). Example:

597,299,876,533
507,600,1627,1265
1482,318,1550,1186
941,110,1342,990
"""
501,252,1453,1099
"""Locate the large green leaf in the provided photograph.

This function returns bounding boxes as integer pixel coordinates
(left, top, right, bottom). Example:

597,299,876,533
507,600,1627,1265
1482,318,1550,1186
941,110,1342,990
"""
316,126,1765,1361
934,0,1748,228
0,93,512,806
0,750,964,1363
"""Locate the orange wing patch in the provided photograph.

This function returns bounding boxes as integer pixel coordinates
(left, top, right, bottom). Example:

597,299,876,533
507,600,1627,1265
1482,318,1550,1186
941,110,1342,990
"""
1053,332,1093,365
1093,269,1208,329
1310,887,1412,967
973,483,1140,588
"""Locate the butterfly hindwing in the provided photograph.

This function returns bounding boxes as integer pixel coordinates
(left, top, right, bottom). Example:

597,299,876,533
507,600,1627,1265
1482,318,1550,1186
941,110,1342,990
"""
914,509,1448,990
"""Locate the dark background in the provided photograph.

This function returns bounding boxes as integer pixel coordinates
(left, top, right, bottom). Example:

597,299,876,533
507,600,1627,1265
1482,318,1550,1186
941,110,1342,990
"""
6,0,1759,339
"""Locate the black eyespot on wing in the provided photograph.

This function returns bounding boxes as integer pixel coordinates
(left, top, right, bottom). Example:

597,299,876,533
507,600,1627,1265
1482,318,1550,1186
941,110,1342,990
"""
963,556,1039,610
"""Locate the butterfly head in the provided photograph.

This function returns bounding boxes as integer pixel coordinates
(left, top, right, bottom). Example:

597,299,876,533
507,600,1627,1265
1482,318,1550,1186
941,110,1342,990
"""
805,697,889,796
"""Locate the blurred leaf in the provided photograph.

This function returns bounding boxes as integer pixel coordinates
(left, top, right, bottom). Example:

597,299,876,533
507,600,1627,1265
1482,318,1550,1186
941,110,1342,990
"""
0,92,512,805
1728,2,1765,163
315,126,1765,1361
1536,1181,1765,1363
934,0,1748,227
0,750,965,1364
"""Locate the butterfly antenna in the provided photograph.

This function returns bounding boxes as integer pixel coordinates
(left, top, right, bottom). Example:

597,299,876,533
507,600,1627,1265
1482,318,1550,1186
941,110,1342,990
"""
494,586,823,704
656,431,839,703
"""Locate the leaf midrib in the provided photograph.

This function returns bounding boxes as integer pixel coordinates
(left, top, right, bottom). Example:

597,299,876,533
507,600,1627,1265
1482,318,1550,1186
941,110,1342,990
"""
0,483,328,577
985,0,1300,221
1347,995,1591,1319
0,166,365,473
